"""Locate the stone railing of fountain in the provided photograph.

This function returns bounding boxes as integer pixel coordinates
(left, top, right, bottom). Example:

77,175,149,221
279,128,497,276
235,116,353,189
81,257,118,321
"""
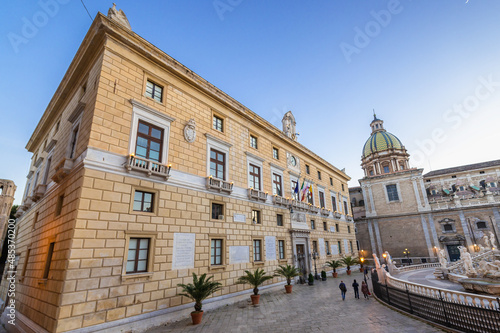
385,271,500,309
393,262,440,274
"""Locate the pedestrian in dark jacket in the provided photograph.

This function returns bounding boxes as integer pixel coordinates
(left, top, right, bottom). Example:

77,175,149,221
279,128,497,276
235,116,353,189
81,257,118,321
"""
352,279,360,299
361,281,370,299
339,281,347,300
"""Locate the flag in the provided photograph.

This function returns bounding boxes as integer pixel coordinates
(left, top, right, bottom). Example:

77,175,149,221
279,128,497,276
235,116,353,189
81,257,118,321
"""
299,179,305,200
302,184,309,201
308,184,313,202
293,180,299,198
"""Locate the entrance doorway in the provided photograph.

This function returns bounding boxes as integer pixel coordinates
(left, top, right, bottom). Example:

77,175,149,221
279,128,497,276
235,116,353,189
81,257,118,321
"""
446,245,460,262
296,244,307,281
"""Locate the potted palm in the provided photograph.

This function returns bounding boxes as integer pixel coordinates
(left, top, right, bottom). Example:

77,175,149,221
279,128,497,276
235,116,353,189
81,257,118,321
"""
177,273,222,325
274,264,300,293
325,260,342,278
308,273,314,285
321,270,327,281
237,268,274,305
341,256,358,275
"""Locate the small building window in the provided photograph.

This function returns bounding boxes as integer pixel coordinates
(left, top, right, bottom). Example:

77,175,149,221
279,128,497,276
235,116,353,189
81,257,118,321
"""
210,148,226,180
331,196,337,212
272,173,282,196
126,238,150,273
250,135,258,149
342,184,345,191
443,224,454,232
386,184,399,201
359,200,364,207
350,241,353,253
311,220,315,230
383,165,390,173
317,171,322,180
21,249,31,278
306,165,310,174
69,126,79,159
249,164,261,190
335,224,339,232
213,115,224,132
211,203,224,220
43,242,55,279
273,147,279,159
319,191,325,208
253,239,262,261
325,241,330,255
135,121,163,162
323,222,327,231
344,201,349,215
312,240,318,253
252,210,261,224
369,170,374,176
145,80,163,102
476,221,487,229
277,214,283,226
347,226,351,233
55,194,64,216
278,240,285,259
211,239,223,265
451,175,456,179
133,190,154,212
338,240,342,254
330,177,333,186
479,171,485,174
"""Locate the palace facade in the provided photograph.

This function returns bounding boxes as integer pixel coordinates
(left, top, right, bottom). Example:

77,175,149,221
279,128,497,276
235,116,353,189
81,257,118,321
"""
351,115,500,265
11,7,354,332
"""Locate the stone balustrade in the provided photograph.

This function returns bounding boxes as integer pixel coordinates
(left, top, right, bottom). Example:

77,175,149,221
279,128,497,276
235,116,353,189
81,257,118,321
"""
206,176,233,194
126,155,171,180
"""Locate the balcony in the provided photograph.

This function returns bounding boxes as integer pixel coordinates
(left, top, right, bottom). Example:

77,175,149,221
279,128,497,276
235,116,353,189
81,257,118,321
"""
125,155,171,180
52,158,74,183
309,205,320,214
206,176,233,194
346,215,353,222
334,211,341,219
291,200,309,212
320,208,330,217
31,184,47,202
248,188,267,202
272,195,289,207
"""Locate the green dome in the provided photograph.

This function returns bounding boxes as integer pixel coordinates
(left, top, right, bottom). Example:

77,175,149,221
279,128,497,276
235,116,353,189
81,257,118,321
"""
363,131,403,158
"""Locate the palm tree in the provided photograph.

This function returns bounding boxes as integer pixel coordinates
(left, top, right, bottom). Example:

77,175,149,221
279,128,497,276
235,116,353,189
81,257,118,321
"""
237,268,274,295
177,273,222,312
274,264,300,285
325,260,343,277
341,256,358,274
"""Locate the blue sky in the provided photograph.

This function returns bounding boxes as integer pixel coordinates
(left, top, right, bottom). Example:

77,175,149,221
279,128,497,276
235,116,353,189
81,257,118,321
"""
2,0,500,204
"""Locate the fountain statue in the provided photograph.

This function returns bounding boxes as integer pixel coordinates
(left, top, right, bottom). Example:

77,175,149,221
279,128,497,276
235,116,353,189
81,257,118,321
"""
459,246,477,276
482,234,491,249
490,231,497,249
438,249,447,268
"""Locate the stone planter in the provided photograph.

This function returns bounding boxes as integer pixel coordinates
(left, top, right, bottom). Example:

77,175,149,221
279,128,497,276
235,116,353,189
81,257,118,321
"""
250,294,260,305
332,272,338,278
191,311,203,325
285,285,293,293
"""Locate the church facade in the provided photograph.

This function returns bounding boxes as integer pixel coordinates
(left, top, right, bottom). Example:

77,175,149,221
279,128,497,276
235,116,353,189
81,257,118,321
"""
351,116,500,265
11,7,355,332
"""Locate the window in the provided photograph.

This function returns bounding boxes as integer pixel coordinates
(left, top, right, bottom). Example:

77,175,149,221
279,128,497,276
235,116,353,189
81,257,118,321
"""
55,120,60,133
335,224,339,232
347,226,351,233
350,241,353,253
325,241,330,255
33,212,39,229
69,126,79,159
291,180,299,201
55,194,64,216
249,164,261,190
135,121,163,162
451,175,456,179
319,191,325,208
133,190,154,212
250,135,258,149
278,240,285,259
210,149,226,180
344,201,349,215
213,115,224,132
359,200,364,207
253,240,262,261
479,171,485,174
383,165,390,173
338,240,342,254
386,184,399,201
323,222,327,231
317,171,321,180
252,210,261,224
443,224,454,232
272,173,282,196
312,240,318,253
400,163,405,170
341,184,345,191
331,196,337,212
476,221,487,229
273,147,279,159
370,170,374,176
21,249,31,278
311,220,315,229
211,239,223,265
43,242,55,279
43,157,52,185
306,165,310,174
126,238,150,273
330,177,333,186
145,80,163,102
277,214,283,226
211,203,224,220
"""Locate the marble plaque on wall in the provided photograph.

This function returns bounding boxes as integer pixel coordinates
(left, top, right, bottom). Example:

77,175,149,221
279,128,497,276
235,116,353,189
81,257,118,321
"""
290,212,309,230
172,233,195,270
331,244,339,255
265,236,276,261
344,239,349,254
233,214,246,223
318,238,326,256
229,246,249,264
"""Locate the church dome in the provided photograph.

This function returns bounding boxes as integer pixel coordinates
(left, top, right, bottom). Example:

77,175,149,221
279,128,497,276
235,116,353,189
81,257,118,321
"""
362,131,404,158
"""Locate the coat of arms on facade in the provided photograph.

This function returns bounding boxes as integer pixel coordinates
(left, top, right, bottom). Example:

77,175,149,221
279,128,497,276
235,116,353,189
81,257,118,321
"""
184,119,196,143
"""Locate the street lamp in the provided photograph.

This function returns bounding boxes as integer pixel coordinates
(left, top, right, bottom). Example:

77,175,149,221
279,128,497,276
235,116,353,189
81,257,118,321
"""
382,252,387,265
403,248,411,266
312,252,320,280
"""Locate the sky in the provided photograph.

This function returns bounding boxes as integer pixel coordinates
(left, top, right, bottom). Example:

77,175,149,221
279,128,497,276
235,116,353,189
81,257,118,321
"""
2,0,500,204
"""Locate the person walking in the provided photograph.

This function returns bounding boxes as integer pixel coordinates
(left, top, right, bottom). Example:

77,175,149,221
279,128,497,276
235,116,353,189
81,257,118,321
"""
361,281,370,300
352,279,360,299
339,281,347,301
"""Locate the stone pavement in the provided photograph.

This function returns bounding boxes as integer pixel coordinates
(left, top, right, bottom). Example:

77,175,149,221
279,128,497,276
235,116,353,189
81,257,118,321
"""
145,272,443,333
395,268,465,291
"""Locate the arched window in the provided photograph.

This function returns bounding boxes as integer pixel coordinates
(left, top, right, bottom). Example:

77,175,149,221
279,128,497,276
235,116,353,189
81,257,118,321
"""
359,200,364,207
369,170,374,176
383,164,390,173
476,221,487,229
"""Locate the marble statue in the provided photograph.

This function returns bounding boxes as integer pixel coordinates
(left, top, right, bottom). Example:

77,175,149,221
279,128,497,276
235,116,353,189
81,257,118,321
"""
438,249,448,268
490,231,497,249
483,234,491,249
459,246,477,276
108,3,132,30
477,260,500,279
373,253,381,269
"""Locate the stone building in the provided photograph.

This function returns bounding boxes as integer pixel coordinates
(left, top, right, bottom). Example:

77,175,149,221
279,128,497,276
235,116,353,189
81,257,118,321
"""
0,179,16,249
351,115,500,265
11,7,354,332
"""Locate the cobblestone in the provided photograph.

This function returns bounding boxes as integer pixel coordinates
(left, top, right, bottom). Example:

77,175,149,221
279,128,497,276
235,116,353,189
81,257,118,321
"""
145,272,443,333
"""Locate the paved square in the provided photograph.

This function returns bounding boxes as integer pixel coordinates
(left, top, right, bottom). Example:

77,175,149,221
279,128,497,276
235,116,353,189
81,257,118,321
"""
145,272,443,332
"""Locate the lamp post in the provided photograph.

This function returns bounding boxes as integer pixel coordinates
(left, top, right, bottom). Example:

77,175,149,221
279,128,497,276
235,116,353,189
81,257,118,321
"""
403,248,410,266
312,252,320,280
